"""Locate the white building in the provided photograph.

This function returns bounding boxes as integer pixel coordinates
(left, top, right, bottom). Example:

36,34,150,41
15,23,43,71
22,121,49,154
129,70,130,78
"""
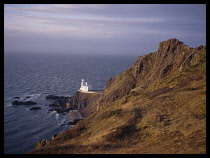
80,79,92,92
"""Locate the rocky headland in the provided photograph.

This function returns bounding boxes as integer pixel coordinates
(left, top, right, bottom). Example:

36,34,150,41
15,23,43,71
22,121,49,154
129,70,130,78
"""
27,38,206,154
46,91,102,116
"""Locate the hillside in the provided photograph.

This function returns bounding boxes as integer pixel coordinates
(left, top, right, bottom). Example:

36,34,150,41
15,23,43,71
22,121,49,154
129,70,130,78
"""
28,38,206,154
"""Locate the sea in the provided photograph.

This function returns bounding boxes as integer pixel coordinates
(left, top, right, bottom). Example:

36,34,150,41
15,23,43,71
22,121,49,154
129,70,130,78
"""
4,53,138,154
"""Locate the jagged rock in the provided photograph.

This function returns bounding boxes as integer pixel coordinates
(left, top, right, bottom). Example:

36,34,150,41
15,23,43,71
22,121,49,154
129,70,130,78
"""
46,91,102,118
35,139,49,149
12,100,37,105
45,95,68,100
29,106,41,110
48,97,70,107
52,134,57,140
48,91,100,110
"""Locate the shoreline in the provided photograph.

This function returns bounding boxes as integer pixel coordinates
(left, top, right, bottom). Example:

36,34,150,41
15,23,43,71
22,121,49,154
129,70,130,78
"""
33,90,103,149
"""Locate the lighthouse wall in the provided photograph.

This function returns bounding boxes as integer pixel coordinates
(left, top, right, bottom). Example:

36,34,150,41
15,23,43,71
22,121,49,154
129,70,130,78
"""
80,86,88,91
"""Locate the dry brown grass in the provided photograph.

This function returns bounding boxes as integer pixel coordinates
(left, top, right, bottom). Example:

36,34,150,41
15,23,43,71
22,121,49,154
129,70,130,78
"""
28,42,206,154
29,89,205,154
28,85,205,154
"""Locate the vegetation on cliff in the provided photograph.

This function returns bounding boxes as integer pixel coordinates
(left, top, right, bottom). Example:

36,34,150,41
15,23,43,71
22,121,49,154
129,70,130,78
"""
28,38,206,154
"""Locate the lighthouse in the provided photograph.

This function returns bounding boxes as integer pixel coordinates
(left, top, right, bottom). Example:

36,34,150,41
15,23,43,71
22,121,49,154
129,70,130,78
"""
80,79,92,92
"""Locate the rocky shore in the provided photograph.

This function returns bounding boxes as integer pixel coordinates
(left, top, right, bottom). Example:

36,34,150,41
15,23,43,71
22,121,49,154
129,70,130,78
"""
33,92,102,149
11,92,101,124
46,91,102,116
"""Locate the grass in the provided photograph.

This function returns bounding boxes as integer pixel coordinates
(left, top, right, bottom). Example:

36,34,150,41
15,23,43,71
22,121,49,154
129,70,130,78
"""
100,109,123,119
28,83,206,154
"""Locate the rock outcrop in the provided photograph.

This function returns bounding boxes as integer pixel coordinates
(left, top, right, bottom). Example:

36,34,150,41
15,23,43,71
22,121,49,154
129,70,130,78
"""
35,139,49,149
45,95,68,100
35,134,58,149
48,91,102,115
100,38,205,103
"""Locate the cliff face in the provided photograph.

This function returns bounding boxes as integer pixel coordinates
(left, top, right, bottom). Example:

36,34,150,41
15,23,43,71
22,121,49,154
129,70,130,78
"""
101,38,205,103
49,91,101,111
28,39,206,154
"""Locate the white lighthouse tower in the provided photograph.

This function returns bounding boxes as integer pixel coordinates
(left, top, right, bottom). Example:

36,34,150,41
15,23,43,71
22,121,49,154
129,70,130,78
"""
80,79,92,92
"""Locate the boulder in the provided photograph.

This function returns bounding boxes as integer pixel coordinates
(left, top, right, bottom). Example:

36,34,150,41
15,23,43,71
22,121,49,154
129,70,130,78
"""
29,106,41,110
45,95,68,100
52,134,57,140
12,100,37,105
35,139,49,149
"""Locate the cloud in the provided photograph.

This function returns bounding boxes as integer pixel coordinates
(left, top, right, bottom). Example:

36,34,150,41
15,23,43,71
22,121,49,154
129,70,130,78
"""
4,4,206,55
5,4,167,39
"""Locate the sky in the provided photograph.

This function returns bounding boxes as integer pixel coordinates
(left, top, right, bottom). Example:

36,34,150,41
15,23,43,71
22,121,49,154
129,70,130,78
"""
4,4,206,55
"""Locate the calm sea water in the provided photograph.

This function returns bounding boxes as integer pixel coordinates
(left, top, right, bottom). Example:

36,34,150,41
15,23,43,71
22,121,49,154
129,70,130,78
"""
4,53,137,154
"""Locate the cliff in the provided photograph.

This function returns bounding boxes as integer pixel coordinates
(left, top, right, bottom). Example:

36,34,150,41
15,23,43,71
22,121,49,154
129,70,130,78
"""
101,38,205,103
27,39,206,154
48,91,102,116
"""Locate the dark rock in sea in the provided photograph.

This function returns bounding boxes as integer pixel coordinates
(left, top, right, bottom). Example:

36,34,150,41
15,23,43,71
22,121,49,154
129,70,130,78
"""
26,96,31,98
14,97,20,99
45,95,68,100
24,101,37,105
12,100,37,105
30,106,41,110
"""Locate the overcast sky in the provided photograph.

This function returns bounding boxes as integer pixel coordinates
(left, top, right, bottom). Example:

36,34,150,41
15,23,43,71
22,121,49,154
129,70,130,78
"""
4,4,206,55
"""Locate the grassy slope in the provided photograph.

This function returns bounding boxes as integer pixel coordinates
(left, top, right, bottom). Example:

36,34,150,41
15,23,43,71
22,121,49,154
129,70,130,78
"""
28,42,206,154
